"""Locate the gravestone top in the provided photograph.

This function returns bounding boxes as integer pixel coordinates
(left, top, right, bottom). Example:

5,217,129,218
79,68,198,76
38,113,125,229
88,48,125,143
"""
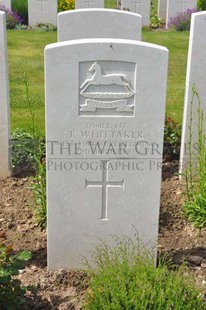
58,9,142,41
120,0,150,26
45,38,168,270
28,0,57,26
75,0,104,9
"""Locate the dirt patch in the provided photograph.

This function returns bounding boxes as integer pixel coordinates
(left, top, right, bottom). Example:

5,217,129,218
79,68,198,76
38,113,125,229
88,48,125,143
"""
1,161,206,308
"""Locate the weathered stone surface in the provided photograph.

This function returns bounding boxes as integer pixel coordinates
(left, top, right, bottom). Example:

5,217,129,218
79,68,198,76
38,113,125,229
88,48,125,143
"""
58,9,142,41
45,38,168,270
121,0,150,26
28,0,57,26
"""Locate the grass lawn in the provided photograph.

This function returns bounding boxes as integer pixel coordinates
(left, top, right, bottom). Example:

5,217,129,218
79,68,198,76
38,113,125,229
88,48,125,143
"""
7,26,189,137
8,30,57,137
142,31,189,123
8,0,189,136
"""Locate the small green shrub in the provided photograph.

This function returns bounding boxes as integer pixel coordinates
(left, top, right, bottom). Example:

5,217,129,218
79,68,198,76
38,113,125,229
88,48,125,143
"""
31,23,57,31
84,236,206,309
197,0,206,10
164,117,181,160
182,87,206,229
11,128,45,170
11,128,46,228
58,0,75,11
0,239,32,310
11,0,28,24
30,156,47,229
150,14,161,29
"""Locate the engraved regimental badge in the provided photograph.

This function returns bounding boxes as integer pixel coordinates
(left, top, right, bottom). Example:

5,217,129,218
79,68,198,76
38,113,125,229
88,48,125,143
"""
79,61,135,116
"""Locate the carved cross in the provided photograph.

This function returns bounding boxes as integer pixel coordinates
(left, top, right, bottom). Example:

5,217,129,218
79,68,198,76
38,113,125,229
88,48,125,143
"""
84,0,95,8
177,0,189,12
37,0,48,13
131,0,142,12
85,161,124,220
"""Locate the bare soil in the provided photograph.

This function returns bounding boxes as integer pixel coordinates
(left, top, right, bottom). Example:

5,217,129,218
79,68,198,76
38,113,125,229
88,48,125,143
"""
1,160,206,309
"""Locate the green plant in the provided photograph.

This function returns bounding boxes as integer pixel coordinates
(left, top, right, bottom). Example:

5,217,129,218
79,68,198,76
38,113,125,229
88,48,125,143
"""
0,239,32,310
31,23,57,31
150,14,161,29
197,0,206,10
11,0,28,24
182,87,206,229
164,117,181,160
22,74,47,229
84,235,206,309
14,23,27,30
11,129,39,169
168,8,196,31
11,130,46,228
30,154,47,229
58,0,75,11
0,5,23,29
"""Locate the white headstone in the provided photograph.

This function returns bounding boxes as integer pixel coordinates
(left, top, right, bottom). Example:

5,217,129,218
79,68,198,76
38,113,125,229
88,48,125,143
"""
120,0,150,26
28,0,57,26
75,0,104,9
180,12,206,175
45,38,168,270
166,0,197,28
58,9,142,41
158,0,167,20
0,11,11,178
0,0,11,10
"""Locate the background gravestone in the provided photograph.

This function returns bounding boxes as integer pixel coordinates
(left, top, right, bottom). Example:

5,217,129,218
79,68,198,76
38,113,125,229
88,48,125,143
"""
0,11,11,178
0,0,11,10
166,0,197,28
180,12,206,175
28,0,57,26
45,38,168,270
120,0,150,26
158,0,167,20
75,0,104,9
58,9,142,41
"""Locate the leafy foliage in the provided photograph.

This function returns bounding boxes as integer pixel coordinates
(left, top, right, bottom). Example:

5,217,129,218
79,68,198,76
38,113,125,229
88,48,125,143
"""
168,8,196,31
150,14,162,29
58,0,75,11
197,0,206,10
31,23,57,32
11,128,47,228
84,235,206,309
0,5,23,29
0,237,32,310
11,0,28,24
30,156,47,229
164,117,181,160
11,128,45,170
182,87,206,229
